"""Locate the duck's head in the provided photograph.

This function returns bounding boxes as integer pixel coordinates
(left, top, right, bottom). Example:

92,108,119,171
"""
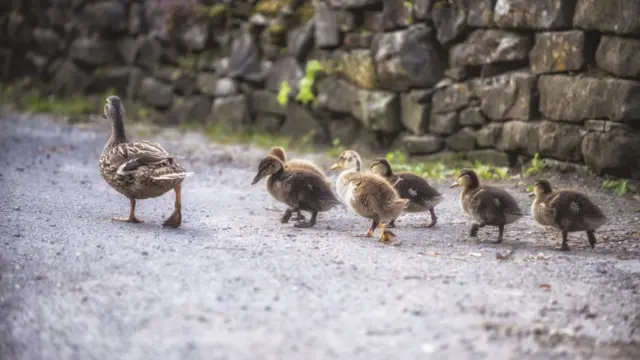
251,155,284,185
450,169,480,189
529,179,553,198
369,158,393,177
103,95,125,121
268,146,287,163
329,150,362,172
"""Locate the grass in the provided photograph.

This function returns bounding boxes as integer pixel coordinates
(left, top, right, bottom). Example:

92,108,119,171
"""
602,178,637,197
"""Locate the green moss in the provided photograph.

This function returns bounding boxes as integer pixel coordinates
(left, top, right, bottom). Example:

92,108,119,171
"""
202,3,229,18
178,56,198,69
295,3,315,24
254,0,283,15
267,22,287,36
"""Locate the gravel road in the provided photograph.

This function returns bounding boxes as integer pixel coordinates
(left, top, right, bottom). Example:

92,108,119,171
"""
1,111,639,360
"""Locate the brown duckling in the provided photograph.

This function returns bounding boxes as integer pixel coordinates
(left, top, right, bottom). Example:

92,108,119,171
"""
450,169,523,243
251,155,341,228
329,150,409,242
369,158,444,228
529,179,607,251
267,146,332,221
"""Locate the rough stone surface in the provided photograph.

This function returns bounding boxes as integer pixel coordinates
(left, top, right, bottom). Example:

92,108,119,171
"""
466,149,510,167
596,36,640,78
154,67,196,96
254,114,284,133
139,77,174,109
584,120,634,133
90,67,141,100
574,0,640,36
498,120,539,156
467,0,495,27
353,89,401,133
49,60,91,95
538,75,640,123
429,112,459,135
401,92,430,135
70,37,116,66
198,74,239,97
538,121,584,162
432,0,468,45
450,29,532,67
33,28,63,57
265,57,304,93
343,32,373,49
474,72,536,121
211,95,249,130
282,102,321,137
459,107,487,126
339,50,378,89
402,134,445,155
80,1,127,32
329,116,361,146
228,31,263,82
168,96,212,124
446,127,477,152
381,0,413,30
530,31,586,74
315,3,340,49
315,76,357,115
251,90,287,116
413,0,433,21
582,131,640,179
431,82,473,114
372,24,448,91
328,0,382,9
476,123,503,148
493,0,575,29
287,22,315,61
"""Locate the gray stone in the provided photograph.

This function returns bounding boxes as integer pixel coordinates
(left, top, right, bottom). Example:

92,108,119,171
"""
138,77,174,109
25,52,48,77
228,31,263,82
197,73,239,97
251,90,287,116
343,32,373,49
450,29,532,67
265,57,304,93
446,127,477,152
474,72,536,121
153,67,197,96
90,67,141,100
476,123,503,148
328,0,383,9
254,114,284,133
582,131,640,178
329,116,362,147
353,89,401,133
135,35,162,70
444,67,468,81
413,0,434,21
117,37,138,64
429,112,459,135
382,0,413,31
128,2,143,34
498,120,539,156
80,1,127,32
538,121,584,162
315,3,340,49
466,149,510,167
33,28,63,57
316,76,357,115
574,0,640,36
493,0,574,29
363,11,385,32
287,22,315,61
70,37,116,66
431,82,473,114
596,36,640,78
459,107,487,126
410,88,436,103
210,95,249,130
46,5,74,32
282,102,322,137
402,134,445,155
584,120,633,133
401,92,430,135
467,0,495,27
432,0,468,45
338,11,357,32
538,75,640,123
339,49,378,89
181,23,208,51
168,96,212,125
530,31,586,74
49,60,91,96
372,24,448,91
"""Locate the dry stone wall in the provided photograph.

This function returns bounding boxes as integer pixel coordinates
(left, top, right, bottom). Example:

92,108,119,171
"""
1,0,640,179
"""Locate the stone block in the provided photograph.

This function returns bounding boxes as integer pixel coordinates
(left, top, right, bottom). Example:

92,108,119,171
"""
450,29,532,67
402,134,445,155
530,31,586,74
538,121,584,162
474,72,536,121
596,36,640,78
493,0,574,29
574,0,640,36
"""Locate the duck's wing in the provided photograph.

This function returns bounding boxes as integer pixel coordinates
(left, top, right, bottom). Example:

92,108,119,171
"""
110,140,174,175
282,171,341,210
394,173,444,207
548,191,607,231
470,187,523,225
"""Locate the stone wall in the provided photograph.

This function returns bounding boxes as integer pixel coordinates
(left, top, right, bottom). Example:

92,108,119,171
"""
1,0,640,179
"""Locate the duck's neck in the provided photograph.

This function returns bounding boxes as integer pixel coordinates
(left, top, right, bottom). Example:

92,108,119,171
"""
108,113,128,145
354,158,362,172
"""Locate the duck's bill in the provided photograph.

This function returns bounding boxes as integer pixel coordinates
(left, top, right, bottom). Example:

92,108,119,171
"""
251,174,262,185
527,192,535,197
449,181,460,188
329,163,343,170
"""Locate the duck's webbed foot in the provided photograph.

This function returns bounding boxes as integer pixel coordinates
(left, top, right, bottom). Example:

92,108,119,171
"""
387,219,396,228
354,219,379,238
162,184,183,228
469,223,484,237
294,211,317,228
557,230,570,251
492,224,504,244
280,208,293,224
293,210,306,221
113,198,144,223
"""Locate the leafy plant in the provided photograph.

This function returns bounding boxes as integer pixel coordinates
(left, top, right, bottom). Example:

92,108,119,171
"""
602,178,637,197
296,60,323,105
525,153,546,176
277,81,291,106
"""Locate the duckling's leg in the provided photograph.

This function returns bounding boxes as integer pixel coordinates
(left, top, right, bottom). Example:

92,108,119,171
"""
387,219,396,228
378,222,396,243
112,198,143,223
586,230,597,249
558,230,570,251
162,184,182,228
354,219,379,238
280,208,293,223
415,208,438,228
294,210,306,221
294,210,317,228
493,224,504,244
469,223,484,237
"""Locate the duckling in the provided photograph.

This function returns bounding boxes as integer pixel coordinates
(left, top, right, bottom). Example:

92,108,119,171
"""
267,146,332,221
329,150,409,243
251,155,341,228
99,95,193,228
450,169,523,243
369,158,444,228
529,179,607,251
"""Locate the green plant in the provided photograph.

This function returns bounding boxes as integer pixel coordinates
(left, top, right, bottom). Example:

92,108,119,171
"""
277,81,291,106
602,178,637,197
525,153,546,176
295,60,323,105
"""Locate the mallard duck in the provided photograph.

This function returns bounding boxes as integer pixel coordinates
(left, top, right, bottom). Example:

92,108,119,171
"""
529,179,607,251
329,150,409,242
251,155,341,228
369,158,444,228
450,169,523,243
99,95,193,228
267,146,332,221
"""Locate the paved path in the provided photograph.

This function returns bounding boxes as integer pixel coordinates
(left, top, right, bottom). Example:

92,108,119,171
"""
1,112,639,360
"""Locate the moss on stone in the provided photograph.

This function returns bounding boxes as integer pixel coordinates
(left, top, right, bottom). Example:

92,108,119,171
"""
254,0,283,15
295,3,315,24
339,51,378,89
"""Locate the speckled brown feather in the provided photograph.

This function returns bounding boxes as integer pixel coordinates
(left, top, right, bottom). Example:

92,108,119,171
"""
268,146,330,185
532,184,606,232
462,186,523,226
339,172,408,223
266,169,340,213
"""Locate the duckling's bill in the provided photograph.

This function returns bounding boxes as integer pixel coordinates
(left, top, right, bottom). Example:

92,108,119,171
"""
329,160,344,170
251,173,264,185
450,180,460,188
528,192,535,197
